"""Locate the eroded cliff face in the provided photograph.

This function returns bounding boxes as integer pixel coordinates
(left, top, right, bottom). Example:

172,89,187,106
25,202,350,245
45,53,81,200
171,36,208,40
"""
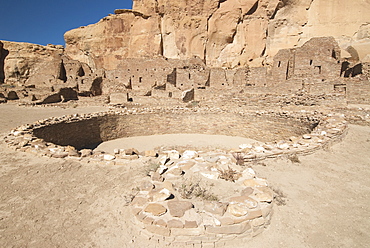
0,41,106,103
64,0,370,70
64,10,162,71
267,0,370,63
0,41,64,86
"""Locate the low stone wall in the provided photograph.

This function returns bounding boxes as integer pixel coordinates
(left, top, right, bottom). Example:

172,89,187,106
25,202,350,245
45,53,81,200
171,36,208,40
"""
129,150,274,246
9,108,314,150
4,107,347,163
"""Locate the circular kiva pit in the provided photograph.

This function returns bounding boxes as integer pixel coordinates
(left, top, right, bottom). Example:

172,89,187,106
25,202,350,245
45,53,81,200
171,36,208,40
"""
4,108,348,244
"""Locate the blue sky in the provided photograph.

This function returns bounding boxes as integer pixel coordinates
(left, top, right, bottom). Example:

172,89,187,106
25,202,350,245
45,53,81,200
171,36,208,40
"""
0,0,133,46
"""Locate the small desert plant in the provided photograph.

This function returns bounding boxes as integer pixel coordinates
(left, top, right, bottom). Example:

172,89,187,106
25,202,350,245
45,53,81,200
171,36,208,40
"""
218,166,241,182
288,154,300,163
232,152,245,166
123,193,137,206
143,160,160,176
271,186,287,206
178,182,219,201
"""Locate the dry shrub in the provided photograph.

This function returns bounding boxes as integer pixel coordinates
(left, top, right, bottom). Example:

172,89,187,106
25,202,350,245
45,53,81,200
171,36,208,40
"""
218,166,241,182
178,182,219,201
143,160,160,176
232,152,245,166
288,154,300,163
271,186,287,206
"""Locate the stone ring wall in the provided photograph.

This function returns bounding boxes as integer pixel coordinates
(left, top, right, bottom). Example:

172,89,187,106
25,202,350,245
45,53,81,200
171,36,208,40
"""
4,107,347,163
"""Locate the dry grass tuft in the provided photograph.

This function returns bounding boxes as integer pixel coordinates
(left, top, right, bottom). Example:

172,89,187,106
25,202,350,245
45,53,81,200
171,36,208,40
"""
288,154,300,163
271,186,287,206
178,182,219,201
232,152,245,166
218,166,241,182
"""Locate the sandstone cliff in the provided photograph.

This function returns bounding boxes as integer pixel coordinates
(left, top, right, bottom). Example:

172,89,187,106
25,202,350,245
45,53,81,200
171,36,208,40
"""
0,41,64,86
64,10,162,71
0,41,105,103
1,0,369,105
267,0,370,63
64,0,370,70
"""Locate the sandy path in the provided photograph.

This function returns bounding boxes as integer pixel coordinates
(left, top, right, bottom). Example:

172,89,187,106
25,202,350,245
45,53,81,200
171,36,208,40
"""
96,134,258,153
0,105,369,247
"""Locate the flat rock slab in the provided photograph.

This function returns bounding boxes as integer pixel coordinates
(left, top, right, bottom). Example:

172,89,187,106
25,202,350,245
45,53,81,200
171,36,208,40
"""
144,203,167,216
167,201,194,217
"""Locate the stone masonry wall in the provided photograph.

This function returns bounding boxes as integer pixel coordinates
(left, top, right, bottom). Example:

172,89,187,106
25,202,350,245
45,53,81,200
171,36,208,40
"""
4,107,347,164
30,111,313,150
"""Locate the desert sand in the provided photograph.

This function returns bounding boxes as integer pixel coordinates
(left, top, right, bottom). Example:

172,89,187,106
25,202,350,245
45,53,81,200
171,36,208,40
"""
0,103,369,248
95,134,258,154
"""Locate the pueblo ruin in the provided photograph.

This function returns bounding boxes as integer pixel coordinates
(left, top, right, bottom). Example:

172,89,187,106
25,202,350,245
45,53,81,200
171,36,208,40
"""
0,0,369,105
1,0,370,247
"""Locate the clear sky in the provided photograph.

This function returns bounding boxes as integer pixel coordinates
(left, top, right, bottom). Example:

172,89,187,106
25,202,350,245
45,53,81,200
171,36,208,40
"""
0,0,133,46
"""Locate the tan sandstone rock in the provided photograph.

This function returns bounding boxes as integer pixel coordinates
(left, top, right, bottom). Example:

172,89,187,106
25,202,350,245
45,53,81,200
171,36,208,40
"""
0,41,63,86
167,200,194,217
64,11,162,70
227,195,258,217
144,203,167,216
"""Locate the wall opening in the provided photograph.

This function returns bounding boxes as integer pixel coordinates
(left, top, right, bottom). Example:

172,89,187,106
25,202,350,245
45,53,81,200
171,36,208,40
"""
285,61,290,80
352,64,362,77
167,68,177,86
91,77,103,96
332,49,337,59
77,66,85,77
58,61,67,82
341,61,350,77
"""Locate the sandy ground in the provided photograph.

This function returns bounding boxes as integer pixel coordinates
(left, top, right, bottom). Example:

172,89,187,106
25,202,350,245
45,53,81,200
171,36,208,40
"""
0,104,369,248
96,134,258,153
